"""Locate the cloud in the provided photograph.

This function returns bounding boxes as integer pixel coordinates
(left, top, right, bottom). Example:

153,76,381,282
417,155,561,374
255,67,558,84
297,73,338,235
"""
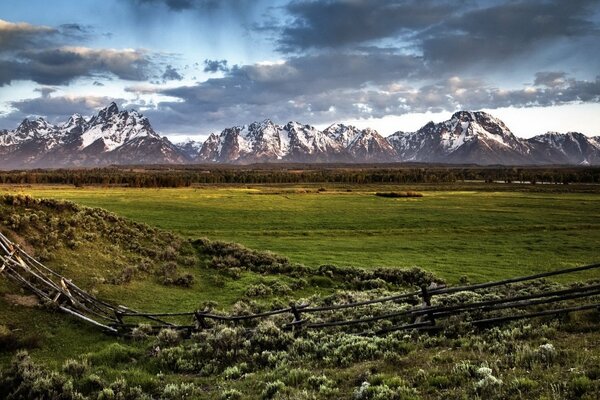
143,49,600,135
0,19,57,52
0,47,152,86
534,72,568,88
421,0,600,70
132,0,225,11
203,59,228,73
162,64,183,81
276,0,455,52
0,94,126,129
34,86,58,98
265,0,600,77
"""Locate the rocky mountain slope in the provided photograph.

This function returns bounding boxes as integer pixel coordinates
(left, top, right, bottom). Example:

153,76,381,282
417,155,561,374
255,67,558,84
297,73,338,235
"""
196,120,397,163
1,104,599,167
0,103,187,168
386,111,599,165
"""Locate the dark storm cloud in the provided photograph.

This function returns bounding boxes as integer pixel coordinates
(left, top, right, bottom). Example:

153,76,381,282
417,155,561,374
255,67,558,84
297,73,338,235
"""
269,0,600,69
276,0,455,52
203,59,229,73
421,0,600,69
162,64,183,81
0,47,152,86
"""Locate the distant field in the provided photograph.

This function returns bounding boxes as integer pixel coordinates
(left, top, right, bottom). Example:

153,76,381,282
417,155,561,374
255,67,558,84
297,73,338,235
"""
2,184,599,282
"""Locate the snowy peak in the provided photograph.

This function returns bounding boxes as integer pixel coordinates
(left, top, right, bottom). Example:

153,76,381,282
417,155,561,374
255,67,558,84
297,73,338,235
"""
526,131,600,165
386,110,531,164
2,106,600,167
95,102,120,122
175,139,203,160
197,120,397,163
79,105,159,151
0,102,188,168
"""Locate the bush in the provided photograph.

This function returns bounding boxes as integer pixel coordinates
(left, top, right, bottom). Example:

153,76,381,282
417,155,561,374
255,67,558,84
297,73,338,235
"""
161,382,198,399
568,375,593,398
220,389,243,400
507,377,538,395
131,323,154,341
157,329,182,347
62,358,88,378
262,380,285,399
375,191,423,198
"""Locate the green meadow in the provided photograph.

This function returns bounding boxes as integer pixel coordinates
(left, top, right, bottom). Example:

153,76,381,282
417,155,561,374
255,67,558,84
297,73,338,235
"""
3,184,599,282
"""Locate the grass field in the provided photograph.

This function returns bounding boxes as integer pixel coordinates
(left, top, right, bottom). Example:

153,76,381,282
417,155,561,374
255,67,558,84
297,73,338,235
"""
1,185,599,399
2,184,599,283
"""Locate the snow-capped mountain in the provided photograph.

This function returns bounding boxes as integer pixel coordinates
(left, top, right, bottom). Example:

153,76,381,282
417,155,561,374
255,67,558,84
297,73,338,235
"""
195,120,396,163
526,132,600,165
387,111,532,164
1,104,599,168
175,139,203,160
0,103,188,168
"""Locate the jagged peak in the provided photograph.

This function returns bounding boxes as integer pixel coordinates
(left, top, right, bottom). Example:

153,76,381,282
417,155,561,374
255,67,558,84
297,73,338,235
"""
99,102,119,118
248,119,277,130
324,123,358,132
451,110,495,121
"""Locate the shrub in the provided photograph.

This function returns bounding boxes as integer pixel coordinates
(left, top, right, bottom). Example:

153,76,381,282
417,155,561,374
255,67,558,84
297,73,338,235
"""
374,191,423,198
172,273,194,287
262,380,285,399
62,358,88,378
157,329,182,347
245,283,273,298
161,382,198,399
568,375,592,398
474,367,503,397
507,377,538,395
131,323,154,341
220,389,243,400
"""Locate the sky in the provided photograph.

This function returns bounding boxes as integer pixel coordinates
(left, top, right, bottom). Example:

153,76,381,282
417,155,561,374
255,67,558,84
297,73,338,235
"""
1,0,599,142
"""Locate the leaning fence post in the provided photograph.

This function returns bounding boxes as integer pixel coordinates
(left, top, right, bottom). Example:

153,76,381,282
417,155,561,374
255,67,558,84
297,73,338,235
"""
114,310,124,326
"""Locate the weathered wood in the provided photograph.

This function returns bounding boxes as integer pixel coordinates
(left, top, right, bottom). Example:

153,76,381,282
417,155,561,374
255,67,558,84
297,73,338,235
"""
472,303,600,326
1,231,598,337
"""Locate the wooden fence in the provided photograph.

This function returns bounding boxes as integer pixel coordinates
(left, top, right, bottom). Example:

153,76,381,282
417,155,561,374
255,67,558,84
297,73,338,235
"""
1,231,598,337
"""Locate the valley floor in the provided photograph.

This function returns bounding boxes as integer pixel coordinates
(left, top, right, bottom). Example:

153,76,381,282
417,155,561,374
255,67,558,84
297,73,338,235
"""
2,182,599,283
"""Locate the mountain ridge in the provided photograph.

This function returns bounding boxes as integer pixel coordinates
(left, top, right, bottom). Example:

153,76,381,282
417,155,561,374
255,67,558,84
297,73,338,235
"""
1,104,599,168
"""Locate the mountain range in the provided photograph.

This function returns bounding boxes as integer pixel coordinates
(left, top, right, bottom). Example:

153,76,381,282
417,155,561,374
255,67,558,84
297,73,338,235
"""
1,103,599,168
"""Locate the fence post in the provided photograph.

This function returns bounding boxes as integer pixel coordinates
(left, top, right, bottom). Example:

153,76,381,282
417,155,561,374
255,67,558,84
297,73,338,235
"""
290,303,303,334
114,310,124,326
420,285,436,326
194,311,208,330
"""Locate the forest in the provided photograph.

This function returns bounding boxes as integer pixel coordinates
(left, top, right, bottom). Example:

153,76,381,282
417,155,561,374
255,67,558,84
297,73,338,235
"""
1,165,599,188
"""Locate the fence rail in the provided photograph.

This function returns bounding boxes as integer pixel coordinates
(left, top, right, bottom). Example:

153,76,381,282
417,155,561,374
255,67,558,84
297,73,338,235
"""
1,231,599,337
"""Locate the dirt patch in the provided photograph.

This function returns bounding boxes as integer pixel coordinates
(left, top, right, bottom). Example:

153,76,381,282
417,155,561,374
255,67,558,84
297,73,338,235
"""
4,294,39,307
0,229,36,255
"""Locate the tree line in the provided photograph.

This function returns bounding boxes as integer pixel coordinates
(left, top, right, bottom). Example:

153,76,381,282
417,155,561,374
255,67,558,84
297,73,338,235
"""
0,165,599,187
